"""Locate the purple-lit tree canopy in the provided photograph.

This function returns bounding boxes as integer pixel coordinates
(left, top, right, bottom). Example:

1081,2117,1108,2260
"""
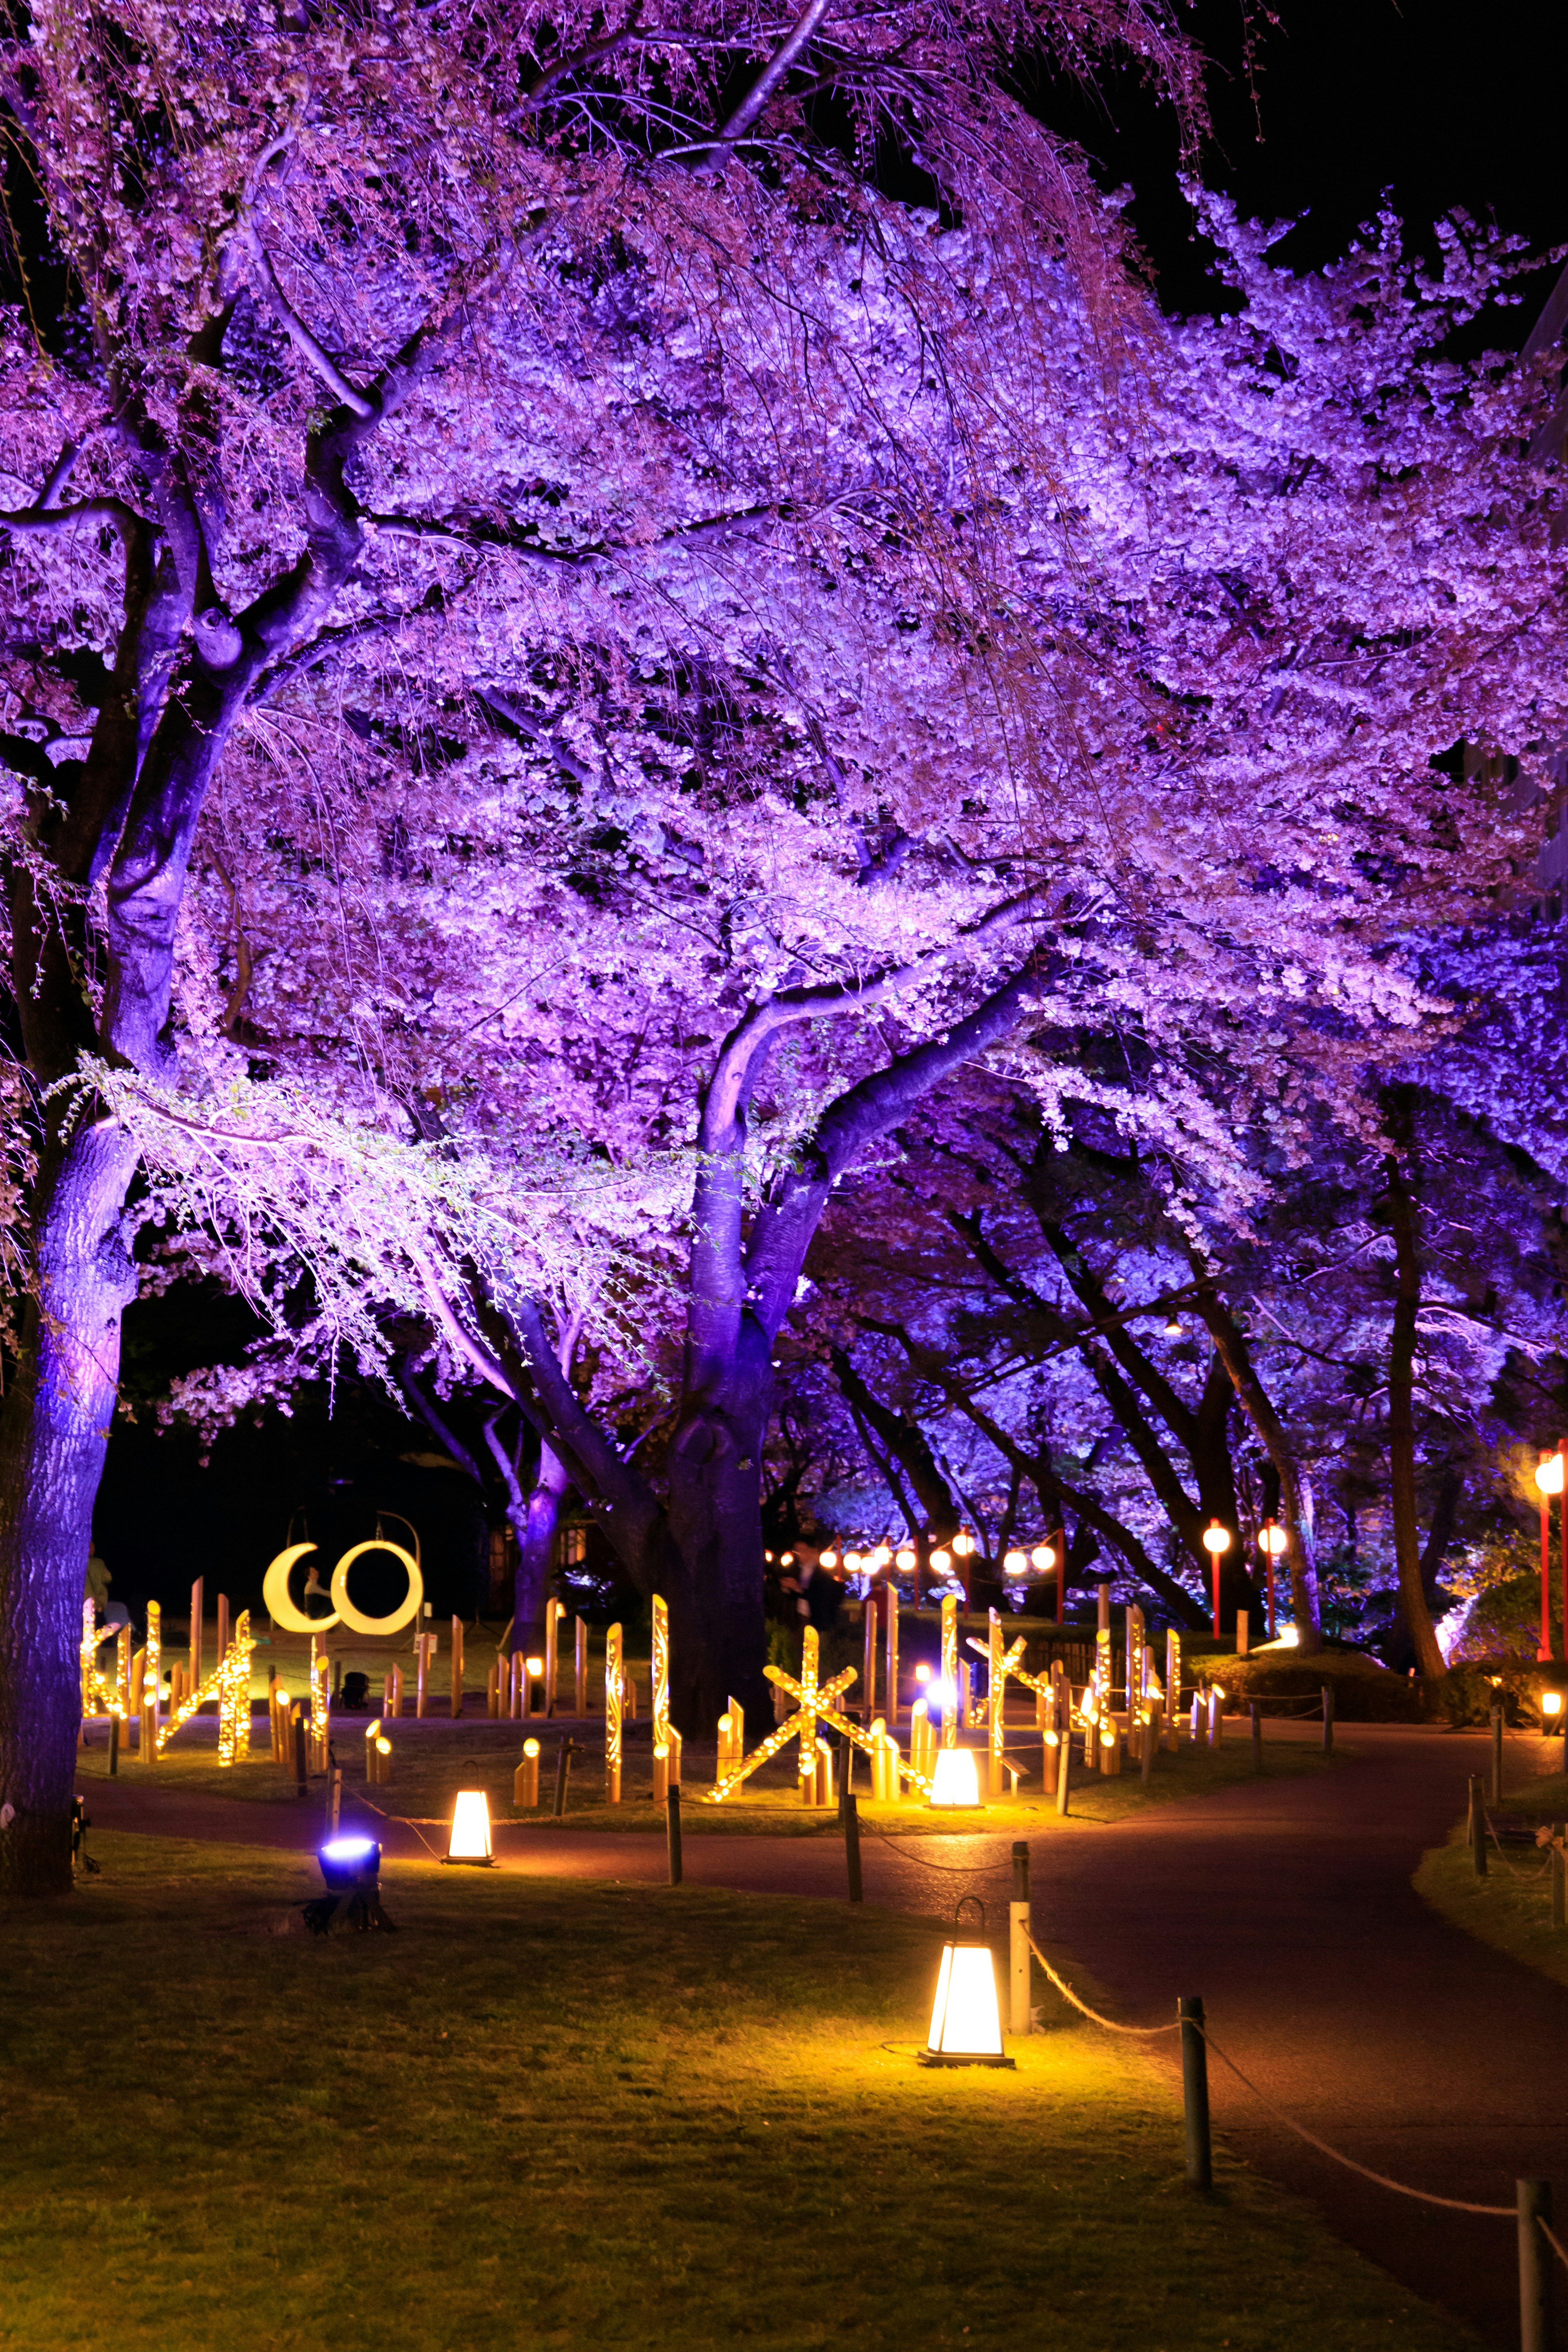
3,0,1567,1891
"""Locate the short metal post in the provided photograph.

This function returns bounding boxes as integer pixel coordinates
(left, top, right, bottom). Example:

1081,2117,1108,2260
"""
1517,2178,1552,2352
1009,1840,1031,2035
1492,1704,1505,1806
1470,1774,1488,1877
108,1714,120,1777
1321,1682,1334,1755
1554,1825,1565,1931
842,1791,863,1903
1180,1996,1212,2192
1250,1702,1262,1774
666,1784,683,1885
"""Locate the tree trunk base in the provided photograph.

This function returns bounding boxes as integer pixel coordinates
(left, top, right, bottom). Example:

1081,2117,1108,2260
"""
0,1809,76,1898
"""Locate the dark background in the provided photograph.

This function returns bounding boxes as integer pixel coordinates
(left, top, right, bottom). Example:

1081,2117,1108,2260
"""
40,0,1568,1621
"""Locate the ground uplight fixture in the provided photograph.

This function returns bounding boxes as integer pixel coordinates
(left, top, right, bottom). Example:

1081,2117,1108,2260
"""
305,1835,395,1935
445,1790,494,1866
921,1897,1013,2068
929,1748,981,1809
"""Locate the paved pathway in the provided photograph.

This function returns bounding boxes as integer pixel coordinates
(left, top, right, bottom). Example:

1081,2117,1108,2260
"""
84,1722,1568,2348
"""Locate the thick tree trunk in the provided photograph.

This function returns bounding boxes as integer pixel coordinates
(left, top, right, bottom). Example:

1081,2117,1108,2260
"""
511,1442,571,1660
1194,1278,1323,1653
0,1121,139,1894
664,1350,775,1731
1384,1154,1448,1679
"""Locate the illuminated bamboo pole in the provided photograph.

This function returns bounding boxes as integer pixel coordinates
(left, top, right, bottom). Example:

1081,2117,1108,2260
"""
510,1651,524,1719
605,1622,624,1802
216,1591,230,1670
451,1616,464,1719
623,1659,637,1722
486,1659,500,1718
940,1595,958,1748
575,1616,588,1716
416,1634,429,1719
885,1597,900,1728
115,1622,131,1719
385,1662,403,1719
1166,1629,1183,1750
309,1633,330,1771
129,1644,145,1724
652,1595,670,1757
862,1603,878,1722
668,1726,683,1786
545,1596,561,1715
515,1738,541,1807
717,1712,734,1780
988,1608,1005,1797
189,1576,204,1695
815,1738,833,1808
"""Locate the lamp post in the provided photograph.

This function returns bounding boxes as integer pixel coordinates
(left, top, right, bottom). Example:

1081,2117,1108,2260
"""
1535,1449,1565,1662
1202,1520,1232,1641
1258,1521,1288,1642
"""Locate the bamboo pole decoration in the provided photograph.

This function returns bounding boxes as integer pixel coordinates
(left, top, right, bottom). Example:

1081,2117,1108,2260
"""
940,1595,958,1748
668,1726,683,1787
653,1741,669,1804
217,1613,255,1765
605,1622,624,1802
416,1633,429,1719
988,1608,1005,1798
451,1616,464,1719
129,1644,145,1724
190,1576,204,1694
862,1602,878,1722
883,1591,900,1730
651,1595,671,1755
574,1616,588,1717
308,1633,330,1771
704,1636,933,1805
486,1659,500,1719
515,1739,541,1808
510,1651,525,1719
116,1622,132,1719
545,1596,561,1715
216,1592,230,1671
1166,1629,1182,1750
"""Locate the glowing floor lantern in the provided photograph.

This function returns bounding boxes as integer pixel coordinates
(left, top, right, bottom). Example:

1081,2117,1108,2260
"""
921,1898,1013,2069
929,1747,981,1809
445,1790,494,1866
1544,1688,1565,1737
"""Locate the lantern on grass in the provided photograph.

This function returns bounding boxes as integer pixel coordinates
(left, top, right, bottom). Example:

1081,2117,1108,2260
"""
1543,1690,1565,1738
920,1898,1013,2069
445,1790,494,1865
929,1748,981,1809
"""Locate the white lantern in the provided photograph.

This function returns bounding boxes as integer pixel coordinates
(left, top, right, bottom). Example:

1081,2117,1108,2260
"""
920,1898,1013,2068
929,1747,981,1809
445,1789,494,1866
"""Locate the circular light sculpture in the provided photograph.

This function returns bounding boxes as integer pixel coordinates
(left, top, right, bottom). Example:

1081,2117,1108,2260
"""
929,1747,980,1809
329,1539,423,1636
262,1543,337,1634
920,1897,1013,2068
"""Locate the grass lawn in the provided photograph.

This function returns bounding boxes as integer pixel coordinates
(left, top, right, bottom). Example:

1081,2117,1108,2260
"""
76,1711,1341,1837
1414,1769,1568,1986
0,1835,1476,2352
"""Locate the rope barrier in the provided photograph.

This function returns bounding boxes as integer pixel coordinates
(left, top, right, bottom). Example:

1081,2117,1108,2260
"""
1194,2025,1515,2216
1538,2216,1568,2277
1024,1931,1183,2036
861,1815,1007,1875
1481,1804,1552,1879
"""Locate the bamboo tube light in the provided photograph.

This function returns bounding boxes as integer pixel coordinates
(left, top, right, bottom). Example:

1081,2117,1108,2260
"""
668,1726,683,1786
988,1609,1006,1798
415,1635,430,1719
940,1595,959,1748
364,1719,379,1780
862,1603,878,1722
486,1659,500,1718
652,1596,671,1759
116,1623,131,1719
605,1622,624,1802
216,1592,230,1670
129,1644,145,1725
189,1576,204,1695
885,1596,900,1728
574,1616,588,1717
545,1596,561,1715
527,1655,544,1719
451,1616,464,1719
1166,1629,1183,1751
515,1738,541,1808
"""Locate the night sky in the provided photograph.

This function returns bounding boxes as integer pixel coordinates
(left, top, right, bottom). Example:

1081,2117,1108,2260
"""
91,0,1568,1623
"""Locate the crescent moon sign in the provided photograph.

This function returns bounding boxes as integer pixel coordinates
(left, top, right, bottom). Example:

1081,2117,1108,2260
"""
262,1543,339,1635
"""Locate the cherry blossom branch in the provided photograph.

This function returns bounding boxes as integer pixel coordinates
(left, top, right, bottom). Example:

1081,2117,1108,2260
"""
714,0,832,143
238,224,375,420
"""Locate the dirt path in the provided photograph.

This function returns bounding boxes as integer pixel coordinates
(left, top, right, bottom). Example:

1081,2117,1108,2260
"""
83,1722,1566,2348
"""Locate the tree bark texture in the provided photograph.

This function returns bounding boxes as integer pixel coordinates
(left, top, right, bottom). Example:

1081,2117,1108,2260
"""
1384,1152,1448,1678
1193,1275,1323,1652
